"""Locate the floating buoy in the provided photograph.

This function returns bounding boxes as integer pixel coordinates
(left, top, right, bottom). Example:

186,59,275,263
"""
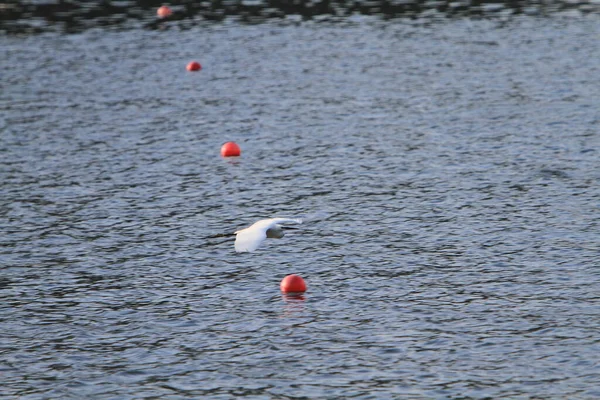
280,274,307,293
220,141,241,157
157,5,172,18
186,61,202,71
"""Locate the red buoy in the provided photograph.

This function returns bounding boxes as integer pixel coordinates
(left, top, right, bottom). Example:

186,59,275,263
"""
220,141,241,157
157,5,172,18
186,61,202,72
280,274,307,293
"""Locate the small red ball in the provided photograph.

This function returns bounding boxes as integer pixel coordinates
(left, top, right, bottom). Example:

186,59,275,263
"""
220,142,241,157
280,274,307,293
186,61,202,72
157,5,172,18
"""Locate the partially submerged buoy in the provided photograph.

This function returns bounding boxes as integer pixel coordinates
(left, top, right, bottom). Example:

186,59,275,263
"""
186,61,202,71
280,274,307,293
157,5,172,18
221,141,241,157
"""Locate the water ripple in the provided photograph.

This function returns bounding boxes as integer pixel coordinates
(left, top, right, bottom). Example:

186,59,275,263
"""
2,17,600,399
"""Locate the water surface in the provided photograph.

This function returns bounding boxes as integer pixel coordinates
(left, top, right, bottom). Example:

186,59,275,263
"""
2,16,600,399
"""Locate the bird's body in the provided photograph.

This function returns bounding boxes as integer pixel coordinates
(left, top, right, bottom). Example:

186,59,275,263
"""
234,218,302,253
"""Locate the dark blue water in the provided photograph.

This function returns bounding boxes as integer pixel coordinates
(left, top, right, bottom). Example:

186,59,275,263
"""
3,0,599,35
2,16,600,399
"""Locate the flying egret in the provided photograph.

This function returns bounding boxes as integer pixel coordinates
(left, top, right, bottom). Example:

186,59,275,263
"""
234,218,302,253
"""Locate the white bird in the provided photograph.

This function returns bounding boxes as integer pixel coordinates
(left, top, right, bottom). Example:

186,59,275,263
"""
234,218,302,253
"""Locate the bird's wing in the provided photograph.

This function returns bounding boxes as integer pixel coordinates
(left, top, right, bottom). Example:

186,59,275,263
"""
234,226,268,252
242,218,302,232
266,218,303,226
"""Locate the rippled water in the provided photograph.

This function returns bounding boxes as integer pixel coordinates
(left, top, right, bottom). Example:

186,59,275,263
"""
2,16,600,399
3,0,599,34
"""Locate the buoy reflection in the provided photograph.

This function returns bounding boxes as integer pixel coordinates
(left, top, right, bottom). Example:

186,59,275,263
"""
281,293,306,317
282,293,305,302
